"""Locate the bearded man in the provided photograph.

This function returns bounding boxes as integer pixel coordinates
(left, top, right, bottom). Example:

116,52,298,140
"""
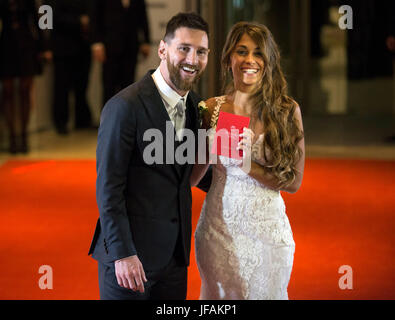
88,12,212,300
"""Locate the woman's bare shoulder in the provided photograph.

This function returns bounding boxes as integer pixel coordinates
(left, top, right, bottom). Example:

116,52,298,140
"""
290,99,302,119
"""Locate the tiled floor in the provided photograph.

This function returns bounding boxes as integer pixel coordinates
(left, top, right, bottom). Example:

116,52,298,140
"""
0,128,97,165
303,115,395,159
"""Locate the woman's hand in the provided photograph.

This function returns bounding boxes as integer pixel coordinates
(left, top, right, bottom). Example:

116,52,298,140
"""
237,127,254,173
237,127,254,155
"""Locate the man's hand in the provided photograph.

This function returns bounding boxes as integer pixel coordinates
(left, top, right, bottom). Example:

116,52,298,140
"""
114,255,147,293
139,43,151,59
386,36,395,52
80,14,90,33
80,15,90,27
92,43,106,63
40,50,53,62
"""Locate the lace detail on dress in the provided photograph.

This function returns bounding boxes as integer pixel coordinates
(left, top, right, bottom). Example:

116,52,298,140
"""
195,116,295,300
210,96,226,128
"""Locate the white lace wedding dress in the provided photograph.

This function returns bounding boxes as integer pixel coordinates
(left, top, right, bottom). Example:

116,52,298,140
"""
194,96,295,300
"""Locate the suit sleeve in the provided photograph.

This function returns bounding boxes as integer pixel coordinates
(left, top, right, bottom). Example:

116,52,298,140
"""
88,0,105,44
30,0,48,51
96,96,137,261
49,0,83,33
138,0,151,44
196,166,212,193
192,92,212,193
0,0,3,20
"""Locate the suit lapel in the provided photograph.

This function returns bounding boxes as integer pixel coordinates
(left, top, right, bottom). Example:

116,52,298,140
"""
137,71,172,139
173,96,197,179
186,93,199,135
138,71,185,180
177,93,200,182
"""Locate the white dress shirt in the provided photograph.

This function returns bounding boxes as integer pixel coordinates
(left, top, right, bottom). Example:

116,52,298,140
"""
152,68,189,140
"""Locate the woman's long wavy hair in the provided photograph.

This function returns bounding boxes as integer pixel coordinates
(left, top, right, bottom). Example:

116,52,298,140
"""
221,22,304,188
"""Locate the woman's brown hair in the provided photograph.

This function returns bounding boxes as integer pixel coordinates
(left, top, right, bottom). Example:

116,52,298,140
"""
221,21,304,188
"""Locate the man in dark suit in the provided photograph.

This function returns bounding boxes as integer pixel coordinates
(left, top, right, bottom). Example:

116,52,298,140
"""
88,12,211,300
89,0,151,104
48,0,92,134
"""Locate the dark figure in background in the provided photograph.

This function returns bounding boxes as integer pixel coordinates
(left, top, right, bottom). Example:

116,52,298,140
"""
310,0,329,58
48,0,93,135
0,0,49,153
89,0,151,105
384,1,395,144
346,0,394,79
384,1,395,55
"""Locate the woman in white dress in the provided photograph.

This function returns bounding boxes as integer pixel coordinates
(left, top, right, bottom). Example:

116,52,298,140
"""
190,22,305,300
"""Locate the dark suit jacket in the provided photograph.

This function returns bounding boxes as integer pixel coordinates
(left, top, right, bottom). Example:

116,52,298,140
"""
88,70,211,271
89,0,150,54
47,0,91,58
0,0,48,76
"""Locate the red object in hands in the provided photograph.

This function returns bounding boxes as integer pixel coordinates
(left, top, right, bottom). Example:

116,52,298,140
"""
211,111,250,159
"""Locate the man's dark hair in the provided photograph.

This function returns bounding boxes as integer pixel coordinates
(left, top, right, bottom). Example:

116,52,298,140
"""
164,12,209,43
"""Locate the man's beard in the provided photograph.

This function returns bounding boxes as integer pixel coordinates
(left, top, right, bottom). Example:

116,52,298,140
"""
167,58,202,92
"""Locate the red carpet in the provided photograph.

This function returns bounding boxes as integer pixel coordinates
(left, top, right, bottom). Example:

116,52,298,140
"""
0,159,394,300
